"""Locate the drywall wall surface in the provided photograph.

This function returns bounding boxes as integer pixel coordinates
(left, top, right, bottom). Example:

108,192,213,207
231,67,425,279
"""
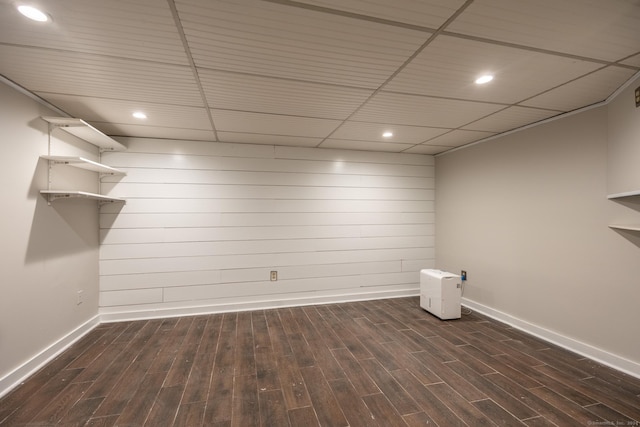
0,82,100,390
607,72,640,195
436,106,640,370
99,139,434,317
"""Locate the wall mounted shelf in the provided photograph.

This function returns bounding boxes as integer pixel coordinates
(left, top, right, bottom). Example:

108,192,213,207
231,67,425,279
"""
609,225,640,232
40,190,125,205
608,190,640,232
607,190,640,199
40,116,126,206
41,116,126,151
40,155,126,177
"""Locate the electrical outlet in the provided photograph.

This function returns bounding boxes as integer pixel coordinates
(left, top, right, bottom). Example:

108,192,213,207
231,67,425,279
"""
77,290,83,305
461,270,467,281
270,271,278,281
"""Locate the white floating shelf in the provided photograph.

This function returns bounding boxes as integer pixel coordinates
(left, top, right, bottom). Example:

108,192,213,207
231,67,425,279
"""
41,155,126,175
609,225,640,232
607,190,640,199
41,190,125,204
41,116,125,151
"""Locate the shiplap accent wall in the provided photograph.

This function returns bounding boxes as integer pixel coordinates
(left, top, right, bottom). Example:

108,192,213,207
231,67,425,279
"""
99,138,434,319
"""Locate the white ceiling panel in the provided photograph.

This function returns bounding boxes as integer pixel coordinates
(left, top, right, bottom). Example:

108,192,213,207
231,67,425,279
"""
1,0,638,156
212,110,341,137
352,92,504,127
448,0,640,62
320,139,415,152
622,54,640,68
462,106,561,133
421,129,497,147
292,0,466,28
0,0,188,65
0,46,203,106
93,123,216,141
521,67,638,111
331,121,448,144
404,144,452,155
217,132,323,147
176,0,429,88
40,94,213,131
385,35,602,104
199,69,373,119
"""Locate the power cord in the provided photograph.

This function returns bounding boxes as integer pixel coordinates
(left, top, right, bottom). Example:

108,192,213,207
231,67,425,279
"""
461,276,472,316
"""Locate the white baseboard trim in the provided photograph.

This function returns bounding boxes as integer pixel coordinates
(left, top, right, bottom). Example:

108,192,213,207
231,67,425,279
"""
100,288,419,323
0,315,101,399
462,298,640,379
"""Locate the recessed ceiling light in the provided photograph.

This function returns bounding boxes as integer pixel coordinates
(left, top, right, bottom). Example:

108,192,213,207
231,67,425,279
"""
17,5,49,22
382,131,393,138
132,111,147,119
475,74,494,85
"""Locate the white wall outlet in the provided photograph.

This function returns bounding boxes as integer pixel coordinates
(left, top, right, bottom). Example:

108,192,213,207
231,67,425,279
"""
270,271,278,281
77,290,83,305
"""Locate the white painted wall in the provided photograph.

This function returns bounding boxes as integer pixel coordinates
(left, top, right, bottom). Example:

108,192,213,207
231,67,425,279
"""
0,81,100,395
436,82,640,376
99,138,434,319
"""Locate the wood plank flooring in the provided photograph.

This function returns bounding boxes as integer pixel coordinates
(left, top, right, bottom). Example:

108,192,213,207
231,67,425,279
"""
1,297,639,426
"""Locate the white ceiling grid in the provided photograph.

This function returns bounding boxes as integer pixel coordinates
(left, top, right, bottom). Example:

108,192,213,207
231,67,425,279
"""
0,0,638,154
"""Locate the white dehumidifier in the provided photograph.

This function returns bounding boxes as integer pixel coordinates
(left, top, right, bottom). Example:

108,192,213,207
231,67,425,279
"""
420,269,461,320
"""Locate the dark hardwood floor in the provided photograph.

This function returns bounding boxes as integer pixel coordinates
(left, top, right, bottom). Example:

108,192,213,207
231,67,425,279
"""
1,296,639,426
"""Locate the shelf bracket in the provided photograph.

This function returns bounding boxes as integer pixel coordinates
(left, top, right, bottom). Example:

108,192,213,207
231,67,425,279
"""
44,193,66,204
99,172,117,180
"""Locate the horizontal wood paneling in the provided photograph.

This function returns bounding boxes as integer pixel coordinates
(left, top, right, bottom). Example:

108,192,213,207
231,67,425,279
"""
100,198,433,214
100,248,434,275
100,212,434,228
155,272,419,304
101,152,432,178
99,139,434,313
98,284,419,315
102,184,435,200
99,288,163,307
100,236,432,260
100,260,412,291
102,168,433,188
100,224,435,244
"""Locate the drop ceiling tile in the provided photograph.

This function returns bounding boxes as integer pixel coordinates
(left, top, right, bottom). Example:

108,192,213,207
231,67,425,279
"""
211,110,341,138
403,144,451,155
0,46,203,106
331,122,449,144
217,132,323,147
176,0,429,88
352,92,504,127
199,69,372,120
423,129,497,147
320,138,414,152
522,66,637,111
1,0,636,156
95,123,217,141
386,35,602,104
462,106,561,133
447,0,640,62
621,54,640,68
292,0,466,28
39,94,212,131
0,0,188,65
